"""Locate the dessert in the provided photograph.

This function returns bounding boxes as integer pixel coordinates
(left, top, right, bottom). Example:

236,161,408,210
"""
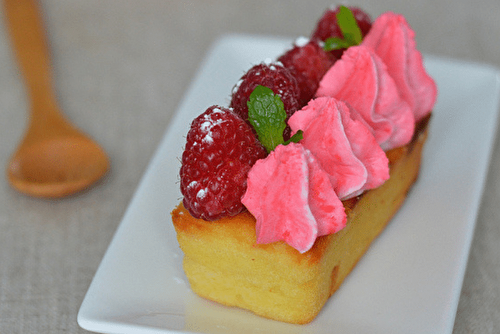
171,6,437,324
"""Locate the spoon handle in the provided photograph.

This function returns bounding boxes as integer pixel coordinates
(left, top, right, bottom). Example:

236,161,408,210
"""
4,0,62,120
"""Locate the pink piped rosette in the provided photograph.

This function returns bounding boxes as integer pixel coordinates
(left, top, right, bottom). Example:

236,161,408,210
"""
243,143,346,253
289,97,390,200
362,12,437,122
242,11,437,253
316,45,415,151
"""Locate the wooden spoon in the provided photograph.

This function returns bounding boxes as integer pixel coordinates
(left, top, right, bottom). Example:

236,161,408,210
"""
4,0,109,198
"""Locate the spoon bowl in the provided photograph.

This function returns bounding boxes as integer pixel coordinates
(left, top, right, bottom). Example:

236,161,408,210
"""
8,135,109,198
5,0,110,198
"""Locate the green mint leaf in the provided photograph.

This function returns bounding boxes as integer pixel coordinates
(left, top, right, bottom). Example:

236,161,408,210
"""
247,85,303,153
337,5,362,44
323,6,363,52
324,37,351,51
285,130,303,145
247,85,287,153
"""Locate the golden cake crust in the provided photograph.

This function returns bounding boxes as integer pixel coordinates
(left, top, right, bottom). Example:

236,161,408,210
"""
172,115,430,324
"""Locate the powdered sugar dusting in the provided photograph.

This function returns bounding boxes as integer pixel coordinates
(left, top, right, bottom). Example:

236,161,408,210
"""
263,58,273,66
198,108,227,144
263,58,284,70
196,188,208,199
232,79,243,94
295,36,310,47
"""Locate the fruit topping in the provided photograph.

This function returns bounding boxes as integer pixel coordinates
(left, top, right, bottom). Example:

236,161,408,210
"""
311,5,372,58
278,38,336,107
180,106,267,220
230,61,300,140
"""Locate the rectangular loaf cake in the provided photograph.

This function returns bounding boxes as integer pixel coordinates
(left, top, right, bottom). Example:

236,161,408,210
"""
172,115,430,324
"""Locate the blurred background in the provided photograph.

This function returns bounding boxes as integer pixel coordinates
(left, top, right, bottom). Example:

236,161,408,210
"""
0,1,499,333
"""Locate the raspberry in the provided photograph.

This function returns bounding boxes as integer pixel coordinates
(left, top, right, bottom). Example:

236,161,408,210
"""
230,62,300,140
278,38,335,106
311,6,372,59
180,106,267,220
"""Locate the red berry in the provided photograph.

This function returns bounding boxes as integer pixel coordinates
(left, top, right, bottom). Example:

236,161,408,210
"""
180,106,267,220
230,62,300,140
311,6,372,59
278,38,336,106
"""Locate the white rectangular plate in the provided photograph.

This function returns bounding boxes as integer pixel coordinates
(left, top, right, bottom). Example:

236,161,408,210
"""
78,34,500,334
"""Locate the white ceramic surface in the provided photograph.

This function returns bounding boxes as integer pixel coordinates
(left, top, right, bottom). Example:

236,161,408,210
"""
78,34,500,334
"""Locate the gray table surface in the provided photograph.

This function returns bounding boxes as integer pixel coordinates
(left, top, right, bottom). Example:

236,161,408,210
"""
1,1,499,333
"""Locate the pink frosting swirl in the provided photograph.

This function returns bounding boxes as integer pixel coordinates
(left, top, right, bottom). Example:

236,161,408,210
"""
316,45,415,151
362,12,437,121
242,143,346,253
289,97,389,200
240,11,438,253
